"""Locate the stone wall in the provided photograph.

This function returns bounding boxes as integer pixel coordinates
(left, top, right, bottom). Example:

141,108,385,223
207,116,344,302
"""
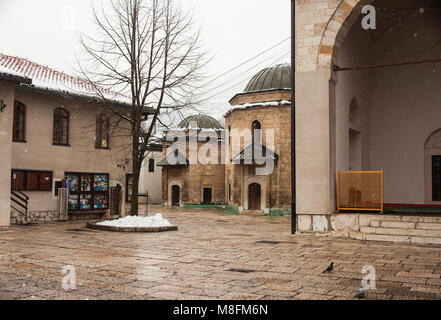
10,208,103,225
11,209,67,225
162,134,226,206
225,97,292,211
230,89,291,105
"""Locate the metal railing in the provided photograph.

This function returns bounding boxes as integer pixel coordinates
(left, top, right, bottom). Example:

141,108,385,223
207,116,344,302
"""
11,191,29,223
337,170,383,213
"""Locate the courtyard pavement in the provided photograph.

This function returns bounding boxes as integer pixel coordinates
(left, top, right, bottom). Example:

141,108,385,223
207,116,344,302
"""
0,207,440,300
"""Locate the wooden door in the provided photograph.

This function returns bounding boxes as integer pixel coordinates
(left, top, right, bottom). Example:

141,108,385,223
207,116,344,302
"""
110,185,122,216
172,185,180,206
248,183,261,210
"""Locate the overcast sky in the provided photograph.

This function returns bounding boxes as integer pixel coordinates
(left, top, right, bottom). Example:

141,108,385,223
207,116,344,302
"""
0,0,290,120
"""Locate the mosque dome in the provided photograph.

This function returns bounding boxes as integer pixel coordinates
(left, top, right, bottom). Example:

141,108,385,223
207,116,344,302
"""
178,115,223,130
244,63,291,93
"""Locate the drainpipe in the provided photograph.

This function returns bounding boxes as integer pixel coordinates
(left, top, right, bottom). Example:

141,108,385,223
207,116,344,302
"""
291,0,297,234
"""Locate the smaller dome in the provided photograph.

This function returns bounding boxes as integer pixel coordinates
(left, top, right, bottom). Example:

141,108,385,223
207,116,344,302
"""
178,115,223,130
244,63,291,93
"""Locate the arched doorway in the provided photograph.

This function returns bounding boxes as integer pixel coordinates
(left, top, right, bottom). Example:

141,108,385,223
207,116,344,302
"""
171,185,180,206
332,0,441,206
424,129,441,203
248,183,261,210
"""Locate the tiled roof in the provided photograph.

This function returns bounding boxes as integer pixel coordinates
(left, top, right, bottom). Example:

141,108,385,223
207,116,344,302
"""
0,53,129,104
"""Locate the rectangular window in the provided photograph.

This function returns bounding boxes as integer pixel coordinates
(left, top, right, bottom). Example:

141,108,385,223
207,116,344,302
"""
66,172,109,211
11,170,53,192
148,159,155,173
13,102,26,142
96,115,109,149
432,156,441,201
53,108,69,146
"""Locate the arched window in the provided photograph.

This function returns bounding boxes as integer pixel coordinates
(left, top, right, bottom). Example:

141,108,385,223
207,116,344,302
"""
13,101,26,142
53,108,69,145
349,97,360,124
96,114,109,148
252,120,261,143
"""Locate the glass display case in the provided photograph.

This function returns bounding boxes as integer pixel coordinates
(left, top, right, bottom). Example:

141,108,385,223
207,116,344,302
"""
66,172,109,212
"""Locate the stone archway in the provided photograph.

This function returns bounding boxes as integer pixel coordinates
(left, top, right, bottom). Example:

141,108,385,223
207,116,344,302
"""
316,0,375,70
171,185,180,206
167,179,182,207
248,183,262,210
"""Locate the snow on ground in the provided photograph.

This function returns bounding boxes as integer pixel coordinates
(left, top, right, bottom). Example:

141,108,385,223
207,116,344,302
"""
97,213,172,228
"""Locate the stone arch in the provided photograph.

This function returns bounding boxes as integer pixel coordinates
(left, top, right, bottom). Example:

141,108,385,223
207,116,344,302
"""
167,179,182,207
425,128,441,149
316,0,375,70
349,96,360,124
244,176,266,211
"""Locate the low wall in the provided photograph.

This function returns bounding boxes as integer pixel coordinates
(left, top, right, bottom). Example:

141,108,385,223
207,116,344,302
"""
10,209,105,225
297,213,381,234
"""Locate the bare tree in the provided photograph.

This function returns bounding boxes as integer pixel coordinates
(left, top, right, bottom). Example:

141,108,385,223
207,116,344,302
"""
79,0,207,215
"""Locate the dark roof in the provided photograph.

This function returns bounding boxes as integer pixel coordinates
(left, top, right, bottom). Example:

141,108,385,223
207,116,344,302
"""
0,72,31,85
244,64,291,93
146,144,163,152
178,115,223,130
232,142,279,163
157,150,189,167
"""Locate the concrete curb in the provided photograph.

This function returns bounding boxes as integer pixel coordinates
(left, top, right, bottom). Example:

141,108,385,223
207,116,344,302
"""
86,222,178,233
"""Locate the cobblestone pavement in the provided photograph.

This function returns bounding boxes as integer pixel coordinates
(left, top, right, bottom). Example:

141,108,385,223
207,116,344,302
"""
1,207,440,300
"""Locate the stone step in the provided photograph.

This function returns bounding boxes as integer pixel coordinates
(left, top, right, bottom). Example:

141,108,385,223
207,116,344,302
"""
416,222,441,230
361,226,441,238
377,221,416,229
369,214,441,224
349,231,441,245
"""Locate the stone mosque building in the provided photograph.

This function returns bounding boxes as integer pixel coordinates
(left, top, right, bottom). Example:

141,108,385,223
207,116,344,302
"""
159,64,293,214
160,0,441,240
3,0,441,243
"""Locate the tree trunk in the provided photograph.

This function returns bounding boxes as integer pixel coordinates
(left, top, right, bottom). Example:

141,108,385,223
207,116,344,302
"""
131,126,140,216
130,164,140,216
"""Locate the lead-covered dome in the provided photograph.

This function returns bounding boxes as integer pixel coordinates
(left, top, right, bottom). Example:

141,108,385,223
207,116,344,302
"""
178,115,223,130
244,63,291,93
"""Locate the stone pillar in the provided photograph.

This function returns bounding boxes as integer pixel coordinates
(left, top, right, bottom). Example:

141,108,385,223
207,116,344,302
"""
0,81,15,230
296,70,334,232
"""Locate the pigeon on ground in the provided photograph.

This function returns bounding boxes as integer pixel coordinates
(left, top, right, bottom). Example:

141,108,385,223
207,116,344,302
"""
357,287,367,299
323,262,334,273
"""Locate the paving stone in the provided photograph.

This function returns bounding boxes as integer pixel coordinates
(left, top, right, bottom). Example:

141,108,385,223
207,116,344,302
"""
0,207,440,300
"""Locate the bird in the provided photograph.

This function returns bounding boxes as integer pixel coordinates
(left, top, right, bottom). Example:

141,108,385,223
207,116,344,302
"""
357,287,367,299
323,262,334,273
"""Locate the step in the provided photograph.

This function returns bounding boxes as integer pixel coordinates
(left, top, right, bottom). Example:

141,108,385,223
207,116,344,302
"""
364,214,441,224
349,231,441,245
361,226,441,238
377,221,416,229
416,222,441,230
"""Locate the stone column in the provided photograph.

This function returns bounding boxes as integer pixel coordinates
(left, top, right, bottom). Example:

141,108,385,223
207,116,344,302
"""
0,81,15,230
296,70,334,232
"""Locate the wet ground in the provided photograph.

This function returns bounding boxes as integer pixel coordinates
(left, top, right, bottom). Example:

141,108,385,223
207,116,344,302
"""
0,207,440,300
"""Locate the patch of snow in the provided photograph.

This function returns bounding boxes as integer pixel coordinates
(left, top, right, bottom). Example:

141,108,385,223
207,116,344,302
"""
225,100,291,116
97,213,172,228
